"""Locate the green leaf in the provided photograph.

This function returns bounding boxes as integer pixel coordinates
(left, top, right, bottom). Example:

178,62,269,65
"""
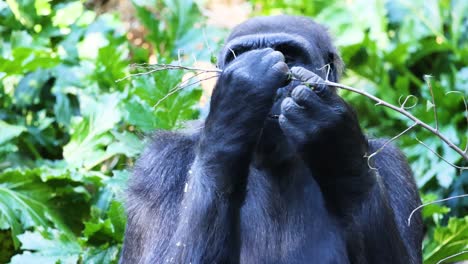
52,1,83,27
106,131,144,158
426,100,434,111
0,120,26,145
0,169,57,247
107,201,126,241
63,93,122,169
420,193,451,223
10,230,80,264
82,245,120,264
423,216,468,263
5,0,36,27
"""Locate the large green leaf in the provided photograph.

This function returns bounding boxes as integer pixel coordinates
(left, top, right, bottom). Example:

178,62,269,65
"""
0,120,26,145
0,169,62,247
423,217,468,263
63,93,123,169
10,230,80,264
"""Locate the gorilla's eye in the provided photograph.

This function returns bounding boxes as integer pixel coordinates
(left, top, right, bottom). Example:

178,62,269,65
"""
284,55,295,64
275,43,304,65
224,46,251,65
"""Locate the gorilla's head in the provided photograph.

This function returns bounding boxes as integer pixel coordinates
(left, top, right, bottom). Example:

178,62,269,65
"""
219,15,343,81
217,15,344,163
219,15,342,120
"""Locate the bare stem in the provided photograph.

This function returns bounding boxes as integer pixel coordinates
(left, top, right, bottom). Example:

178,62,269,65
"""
436,251,468,264
116,63,221,83
366,123,419,169
322,80,468,162
153,74,219,109
407,194,468,226
414,137,467,170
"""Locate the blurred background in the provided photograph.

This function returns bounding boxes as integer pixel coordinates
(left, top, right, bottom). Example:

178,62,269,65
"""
0,0,467,263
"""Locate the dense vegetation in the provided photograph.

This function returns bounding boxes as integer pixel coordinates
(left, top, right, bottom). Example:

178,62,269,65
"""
0,0,466,263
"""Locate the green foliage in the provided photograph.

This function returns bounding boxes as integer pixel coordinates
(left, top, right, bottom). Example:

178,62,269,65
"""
0,0,207,262
1,0,467,262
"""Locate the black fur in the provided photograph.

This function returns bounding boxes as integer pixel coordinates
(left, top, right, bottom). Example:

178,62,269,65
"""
120,15,423,263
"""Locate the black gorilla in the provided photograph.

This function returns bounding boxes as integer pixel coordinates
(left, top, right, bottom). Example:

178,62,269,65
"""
120,15,423,263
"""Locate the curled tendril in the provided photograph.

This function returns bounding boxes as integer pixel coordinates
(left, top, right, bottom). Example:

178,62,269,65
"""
398,94,418,110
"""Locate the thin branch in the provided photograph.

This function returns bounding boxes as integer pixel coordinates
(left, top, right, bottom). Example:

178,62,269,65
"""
153,74,219,109
317,64,331,81
398,95,418,110
446,91,468,153
169,71,206,92
415,137,467,170
407,194,468,226
436,250,468,264
322,79,468,162
228,47,237,59
366,123,419,169
425,75,439,131
115,63,221,83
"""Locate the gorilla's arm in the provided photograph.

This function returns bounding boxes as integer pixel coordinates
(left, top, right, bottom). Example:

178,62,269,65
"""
160,49,288,263
280,67,421,263
120,132,195,263
121,49,289,263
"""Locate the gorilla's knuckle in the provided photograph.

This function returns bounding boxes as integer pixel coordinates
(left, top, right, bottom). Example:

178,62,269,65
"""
281,97,296,112
223,66,249,83
292,85,311,100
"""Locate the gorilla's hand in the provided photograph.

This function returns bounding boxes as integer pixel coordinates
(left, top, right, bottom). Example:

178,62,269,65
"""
215,48,289,119
197,49,289,191
279,67,367,176
206,48,289,139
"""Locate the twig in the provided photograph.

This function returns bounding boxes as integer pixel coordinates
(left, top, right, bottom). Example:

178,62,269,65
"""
366,123,419,169
407,194,468,226
446,91,468,153
317,64,331,81
115,63,221,82
436,250,468,264
153,74,219,109
398,95,418,109
415,137,467,170
169,71,206,92
322,80,468,162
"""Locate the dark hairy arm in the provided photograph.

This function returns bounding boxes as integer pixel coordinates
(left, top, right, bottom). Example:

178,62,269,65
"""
279,67,421,263
155,48,289,263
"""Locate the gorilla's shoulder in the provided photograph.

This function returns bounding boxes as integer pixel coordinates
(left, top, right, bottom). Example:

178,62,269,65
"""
367,138,416,189
368,138,409,164
128,129,199,200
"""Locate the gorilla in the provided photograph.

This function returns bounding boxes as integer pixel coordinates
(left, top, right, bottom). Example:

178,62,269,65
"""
120,15,423,263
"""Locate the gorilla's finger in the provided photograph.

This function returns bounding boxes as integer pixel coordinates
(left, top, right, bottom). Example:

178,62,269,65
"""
278,114,307,144
263,50,285,63
290,67,321,82
281,97,304,120
291,85,321,108
290,66,332,99
272,61,289,74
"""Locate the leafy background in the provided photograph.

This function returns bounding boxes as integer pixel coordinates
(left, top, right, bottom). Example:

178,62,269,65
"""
0,0,467,263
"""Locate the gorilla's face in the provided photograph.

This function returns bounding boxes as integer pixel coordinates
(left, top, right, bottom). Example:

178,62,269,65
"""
216,16,342,160
218,16,341,122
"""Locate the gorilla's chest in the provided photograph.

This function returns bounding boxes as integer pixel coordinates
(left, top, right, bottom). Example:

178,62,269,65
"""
237,165,349,263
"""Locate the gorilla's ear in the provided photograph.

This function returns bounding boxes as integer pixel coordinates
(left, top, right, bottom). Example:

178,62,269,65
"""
327,50,344,82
